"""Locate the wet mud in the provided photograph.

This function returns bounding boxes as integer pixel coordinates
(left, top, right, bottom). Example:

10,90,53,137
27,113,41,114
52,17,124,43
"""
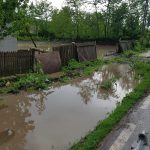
0,64,138,150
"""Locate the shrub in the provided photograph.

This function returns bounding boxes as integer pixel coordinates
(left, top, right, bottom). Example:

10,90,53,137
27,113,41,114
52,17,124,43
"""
0,79,6,87
0,73,51,94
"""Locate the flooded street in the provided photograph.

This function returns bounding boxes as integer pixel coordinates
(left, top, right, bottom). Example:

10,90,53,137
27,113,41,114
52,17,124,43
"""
0,64,138,150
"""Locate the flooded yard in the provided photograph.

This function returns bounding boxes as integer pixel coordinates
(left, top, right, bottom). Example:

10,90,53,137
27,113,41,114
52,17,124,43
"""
0,64,138,150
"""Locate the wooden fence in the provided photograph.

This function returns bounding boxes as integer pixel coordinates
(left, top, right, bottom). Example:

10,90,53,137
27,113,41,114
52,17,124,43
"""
0,50,35,77
53,44,78,65
76,42,97,62
53,42,97,65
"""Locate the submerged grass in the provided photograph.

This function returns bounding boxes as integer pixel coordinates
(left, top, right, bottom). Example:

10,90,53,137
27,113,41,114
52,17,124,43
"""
101,78,116,90
71,61,150,150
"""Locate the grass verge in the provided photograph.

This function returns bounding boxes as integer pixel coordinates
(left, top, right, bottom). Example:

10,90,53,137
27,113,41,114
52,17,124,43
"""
71,61,150,150
0,73,51,94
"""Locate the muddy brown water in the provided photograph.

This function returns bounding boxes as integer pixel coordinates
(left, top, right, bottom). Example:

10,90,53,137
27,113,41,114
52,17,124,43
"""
0,64,138,150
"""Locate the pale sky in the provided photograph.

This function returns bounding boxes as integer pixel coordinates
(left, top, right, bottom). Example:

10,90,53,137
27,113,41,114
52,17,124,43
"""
30,0,105,12
50,0,65,9
30,0,65,9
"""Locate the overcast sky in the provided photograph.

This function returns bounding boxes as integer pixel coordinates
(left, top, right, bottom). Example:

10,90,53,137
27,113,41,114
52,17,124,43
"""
30,0,105,12
31,0,65,9
50,0,65,9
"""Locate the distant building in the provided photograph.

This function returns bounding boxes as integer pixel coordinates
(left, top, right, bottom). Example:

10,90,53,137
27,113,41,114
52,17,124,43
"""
0,35,17,52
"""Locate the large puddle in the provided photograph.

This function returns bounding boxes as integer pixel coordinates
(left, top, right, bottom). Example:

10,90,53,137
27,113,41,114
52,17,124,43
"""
0,64,138,150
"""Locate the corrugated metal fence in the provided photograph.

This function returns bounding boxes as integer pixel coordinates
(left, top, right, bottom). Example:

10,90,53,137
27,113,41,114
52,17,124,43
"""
0,50,34,77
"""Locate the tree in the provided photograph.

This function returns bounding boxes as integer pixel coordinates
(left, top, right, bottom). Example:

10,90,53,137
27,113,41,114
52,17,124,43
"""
28,0,53,38
111,3,128,38
49,7,74,39
66,0,85,40
141,0,149,34
84,0,105,38
0,0,29,36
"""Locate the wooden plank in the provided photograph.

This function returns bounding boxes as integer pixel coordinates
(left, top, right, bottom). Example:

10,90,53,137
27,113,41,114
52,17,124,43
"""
76,41,96,47
76,42,97,62
0,50,35,77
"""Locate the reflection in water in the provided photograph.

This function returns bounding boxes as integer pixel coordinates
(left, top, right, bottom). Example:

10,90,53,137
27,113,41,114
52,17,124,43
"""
0,64,138,150
0,94,35,150
29,90,54,115
73,64,137,103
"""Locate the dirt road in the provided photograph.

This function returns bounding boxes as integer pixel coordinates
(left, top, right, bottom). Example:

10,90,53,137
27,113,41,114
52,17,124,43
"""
96,93,150,150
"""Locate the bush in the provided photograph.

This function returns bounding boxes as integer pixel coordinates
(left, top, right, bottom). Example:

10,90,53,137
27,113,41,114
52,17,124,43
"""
134,41,145,52
0,79,6,87
0,73,51,94
123,50,138,57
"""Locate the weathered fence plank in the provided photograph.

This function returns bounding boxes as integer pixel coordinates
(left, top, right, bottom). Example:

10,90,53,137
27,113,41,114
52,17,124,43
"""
53,42,97,65
53,44,78,65
0,50,35,77
76,42,97,62
118,40,135,53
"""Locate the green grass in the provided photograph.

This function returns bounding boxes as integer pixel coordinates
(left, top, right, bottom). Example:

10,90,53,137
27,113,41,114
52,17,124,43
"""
0,73,51,94
63,59,107,76
101,78,116,90
71,61,150,150
0,79,6,87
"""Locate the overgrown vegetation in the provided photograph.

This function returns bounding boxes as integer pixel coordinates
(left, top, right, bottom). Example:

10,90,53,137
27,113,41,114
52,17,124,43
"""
0,79,6,87
0,73,51,94
101,78,116,90
63,59,107,76
71,61,150,150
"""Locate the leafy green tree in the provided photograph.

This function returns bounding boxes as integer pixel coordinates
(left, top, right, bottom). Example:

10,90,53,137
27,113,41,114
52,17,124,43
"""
66,0,85,40
111,3,128,38
28,0,53,39
49,7,75,39
0,0,29,36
